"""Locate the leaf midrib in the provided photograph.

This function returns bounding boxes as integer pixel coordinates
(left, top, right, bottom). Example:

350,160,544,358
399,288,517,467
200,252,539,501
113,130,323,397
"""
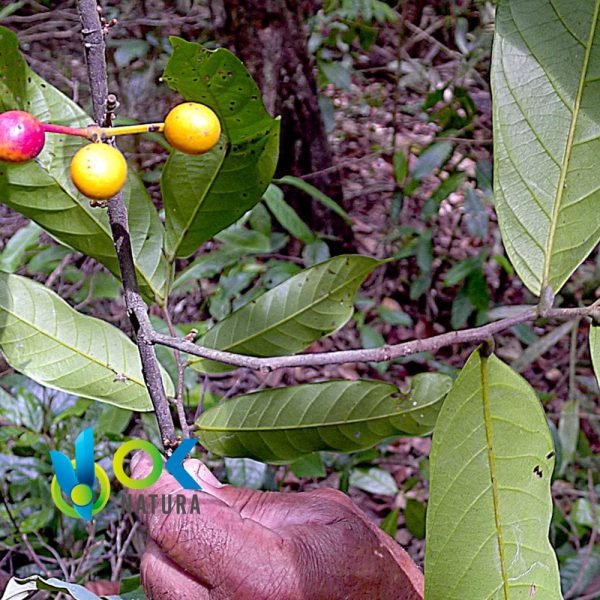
165,147,227,261
191,258,377,363
480,355,509,599
198,392,445,431
0,284,146,390
164,45,276,261
30,74,163,301
542,0,600,290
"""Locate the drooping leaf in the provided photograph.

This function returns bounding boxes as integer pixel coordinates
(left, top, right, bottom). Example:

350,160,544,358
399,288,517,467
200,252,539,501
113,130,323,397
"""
189,255,381,372
0,273,173,411
491,1,600,296
425,349,561,599
0,26,168,302
160,39,280,259
591,323,600,388
0,222,41,273
195,374,452,463
274,175,352,224
512,320,575,373
263,185,315,244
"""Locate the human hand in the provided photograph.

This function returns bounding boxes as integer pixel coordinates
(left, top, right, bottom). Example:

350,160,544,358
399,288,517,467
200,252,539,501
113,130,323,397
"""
129,454,424,600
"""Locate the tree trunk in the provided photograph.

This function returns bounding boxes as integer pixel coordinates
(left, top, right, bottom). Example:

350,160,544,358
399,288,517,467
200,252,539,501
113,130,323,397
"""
214,0,351,241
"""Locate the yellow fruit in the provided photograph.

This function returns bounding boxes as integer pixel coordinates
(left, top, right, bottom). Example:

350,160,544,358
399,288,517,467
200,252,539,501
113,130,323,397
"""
164,102,221,154
70,143,127,200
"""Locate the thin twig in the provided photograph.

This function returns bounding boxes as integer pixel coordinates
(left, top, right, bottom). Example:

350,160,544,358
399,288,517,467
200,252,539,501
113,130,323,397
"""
150,305,598,372
111,521,139,582
76,0,176,448
163,306,190,438
45,253,74,288
0,489,50,577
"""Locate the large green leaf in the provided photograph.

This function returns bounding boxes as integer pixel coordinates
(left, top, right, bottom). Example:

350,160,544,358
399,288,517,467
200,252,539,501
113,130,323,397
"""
492,1,600,297
195,373,452,463
189,255,380,372
591,323,600,388
161,38,280,259
424,349,561,599
0,273,173,411
0,27,167,302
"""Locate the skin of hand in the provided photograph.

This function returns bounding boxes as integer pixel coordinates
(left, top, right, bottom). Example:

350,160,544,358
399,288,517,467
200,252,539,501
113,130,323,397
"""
128,454,424,600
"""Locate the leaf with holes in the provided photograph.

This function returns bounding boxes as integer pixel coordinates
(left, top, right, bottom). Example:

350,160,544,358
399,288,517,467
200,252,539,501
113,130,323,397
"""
424,349,561,599
0,27,167,302
160,38,280,259
0,273,173,411
189,255,381,373
491,1,600,297
195,374,452,463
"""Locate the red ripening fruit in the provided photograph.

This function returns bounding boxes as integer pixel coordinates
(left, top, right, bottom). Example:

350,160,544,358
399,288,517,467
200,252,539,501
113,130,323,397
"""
0,110,45,163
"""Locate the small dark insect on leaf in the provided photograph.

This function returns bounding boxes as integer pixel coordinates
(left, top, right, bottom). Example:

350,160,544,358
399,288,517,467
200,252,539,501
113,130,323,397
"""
533,465,543,478
545,451,555,460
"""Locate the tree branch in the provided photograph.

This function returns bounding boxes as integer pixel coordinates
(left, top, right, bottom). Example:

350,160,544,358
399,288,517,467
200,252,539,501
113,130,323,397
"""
150,305,598,371
76,0,176,448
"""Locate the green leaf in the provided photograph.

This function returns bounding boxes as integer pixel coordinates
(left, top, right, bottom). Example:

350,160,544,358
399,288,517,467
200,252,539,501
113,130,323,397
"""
425,349,561,599
225,457,267,489
560,546,600,597
404,498,427,539
160,39,280,259
410,142,452,181
290,452,326,478
0,575,102,600
463,188,488,239
195,374,452,463
380,507,400,538
0,27,168,302
349,467,398,496
512,320,575,373
377,307,413,327
0,273,173,411
319,61,351,89
571,498,600,529
557,398,579,476
274,176,352,224
20,506,54,533
263,185,315,244
591,324,600,389
491,1,600,296
215,227,272,253
189,255,380,372
0,222,41,273
172,246,245,293
392,152,408,185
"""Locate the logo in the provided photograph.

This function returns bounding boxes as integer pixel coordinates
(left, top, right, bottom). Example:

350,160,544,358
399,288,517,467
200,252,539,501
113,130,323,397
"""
50,428,199,520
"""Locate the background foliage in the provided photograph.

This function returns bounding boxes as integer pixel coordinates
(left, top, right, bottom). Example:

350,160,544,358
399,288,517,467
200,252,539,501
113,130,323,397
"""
0,1,598,599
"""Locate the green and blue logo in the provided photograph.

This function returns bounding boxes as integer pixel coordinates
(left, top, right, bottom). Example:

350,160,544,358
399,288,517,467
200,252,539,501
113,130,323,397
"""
50,428,199,520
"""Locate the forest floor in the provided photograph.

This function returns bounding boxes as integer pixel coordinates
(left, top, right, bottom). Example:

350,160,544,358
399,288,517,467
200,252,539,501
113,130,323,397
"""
2,0,599,574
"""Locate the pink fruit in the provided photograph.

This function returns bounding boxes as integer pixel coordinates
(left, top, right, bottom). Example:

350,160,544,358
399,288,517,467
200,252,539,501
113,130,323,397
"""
0,110,45,163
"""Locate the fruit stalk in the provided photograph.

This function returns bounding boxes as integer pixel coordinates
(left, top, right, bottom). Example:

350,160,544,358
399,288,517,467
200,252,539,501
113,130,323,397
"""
41,121,165,142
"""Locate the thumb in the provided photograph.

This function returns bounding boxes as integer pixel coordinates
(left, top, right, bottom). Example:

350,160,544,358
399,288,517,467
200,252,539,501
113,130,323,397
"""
130,452,223,491
127,451,285,590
